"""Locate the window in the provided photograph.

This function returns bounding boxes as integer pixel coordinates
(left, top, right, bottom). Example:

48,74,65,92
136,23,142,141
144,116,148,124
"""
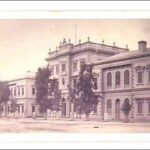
148,70,150,83
93,77,98,89
107,99,112,114
10,88,13,97
73,78,77,88
137,71,143,84
80,59,85,67
18,88,20,96
137,101,142,113
115,71,121,86
50,65,54,75
56,64,59,74
124,70,130,85
14,88,16,96
107,72,112,87
18,105,20,114
22,106,24,113
32,88,35,95
8,106,10,112
61,63,66,72
32,106,35,113
73,61,78,72
148,101,150,113
22,88,24,96
62,78,65,85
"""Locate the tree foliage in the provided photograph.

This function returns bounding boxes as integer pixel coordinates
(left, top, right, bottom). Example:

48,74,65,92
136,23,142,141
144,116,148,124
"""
75,64,98,117
0,81,10,117
10,99,18,113
0,81,10,104
121,100,131,116
48,78,61,111
35,67,61,115
35,67,51,113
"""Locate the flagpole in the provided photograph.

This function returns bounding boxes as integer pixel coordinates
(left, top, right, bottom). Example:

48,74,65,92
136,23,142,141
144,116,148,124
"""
75,24,77,44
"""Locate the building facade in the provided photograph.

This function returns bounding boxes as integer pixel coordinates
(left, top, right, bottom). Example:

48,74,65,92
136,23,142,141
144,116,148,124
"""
96,41,150,121
5,73,38,118
45,38,128,118
4,38,150,122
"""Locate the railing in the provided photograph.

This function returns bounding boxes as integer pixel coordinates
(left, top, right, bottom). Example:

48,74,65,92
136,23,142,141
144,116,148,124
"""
47,42,127,60
72,42,127,53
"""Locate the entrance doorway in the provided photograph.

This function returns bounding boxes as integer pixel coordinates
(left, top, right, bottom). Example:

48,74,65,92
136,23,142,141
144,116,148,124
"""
61,98,66,117
115,99,120,120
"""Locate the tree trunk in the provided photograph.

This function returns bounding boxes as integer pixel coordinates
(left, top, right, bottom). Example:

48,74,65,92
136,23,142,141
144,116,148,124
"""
0,113,1,118
124,114,129,123
5,103,8,118
44,110,47,120
13,111,16,118
0,107,2,118
79,114,81,119
85,113,89,121
70,103,74,120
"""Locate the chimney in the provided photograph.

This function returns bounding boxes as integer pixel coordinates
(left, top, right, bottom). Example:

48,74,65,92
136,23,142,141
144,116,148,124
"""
138,41,147,52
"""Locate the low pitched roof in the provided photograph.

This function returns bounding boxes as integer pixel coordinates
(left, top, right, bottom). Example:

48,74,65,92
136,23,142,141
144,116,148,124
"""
93,49,150,66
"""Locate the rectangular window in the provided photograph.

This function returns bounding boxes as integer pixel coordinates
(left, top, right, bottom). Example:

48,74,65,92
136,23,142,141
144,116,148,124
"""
32,88,35,95
137,71,143,84
51,65,54,75
61,63,66,72
73,78,77,88
149,70,150,83
56,64,59,74
10,88,13,97
18,88,20,96
18,105,20,114
80,59,85,67
32,106,35,113
73,61,78,72
8,106,10,112
22,106,24,113
137,101,142,113
14,88,16,96
93,77,98,89
22,88,24,96
148,102,150,113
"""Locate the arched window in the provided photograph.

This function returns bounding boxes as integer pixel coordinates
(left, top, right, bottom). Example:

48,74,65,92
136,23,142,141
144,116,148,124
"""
107,72,112,87
124,70,130,85
107,99,112,114
115,71,121,86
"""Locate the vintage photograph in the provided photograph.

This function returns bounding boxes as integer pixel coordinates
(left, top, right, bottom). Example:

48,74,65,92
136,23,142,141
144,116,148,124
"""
0,19,150,134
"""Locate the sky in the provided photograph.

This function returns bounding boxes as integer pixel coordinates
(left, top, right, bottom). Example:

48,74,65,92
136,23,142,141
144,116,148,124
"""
0,19,150,81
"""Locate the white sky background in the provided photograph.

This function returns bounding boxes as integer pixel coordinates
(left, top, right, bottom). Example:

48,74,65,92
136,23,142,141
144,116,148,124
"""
0,19,150,81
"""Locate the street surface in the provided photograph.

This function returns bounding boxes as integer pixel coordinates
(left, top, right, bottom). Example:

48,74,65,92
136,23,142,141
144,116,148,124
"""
0,118,150,133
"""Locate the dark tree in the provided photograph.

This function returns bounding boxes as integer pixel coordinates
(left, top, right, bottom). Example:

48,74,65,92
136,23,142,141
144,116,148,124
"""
48,78,61,113
10,99,18,118
35,67,61,119
121,100,131,123
0,81,10,117
35,67,51,119
75,64,98,121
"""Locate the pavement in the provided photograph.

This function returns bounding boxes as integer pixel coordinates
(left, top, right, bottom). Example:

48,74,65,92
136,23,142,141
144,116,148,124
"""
0,117,150,133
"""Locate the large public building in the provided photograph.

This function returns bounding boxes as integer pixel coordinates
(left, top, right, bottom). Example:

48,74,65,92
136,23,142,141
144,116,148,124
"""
2,38,150,121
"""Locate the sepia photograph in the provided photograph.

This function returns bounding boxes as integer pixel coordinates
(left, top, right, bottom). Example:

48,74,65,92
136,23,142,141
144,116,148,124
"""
0,1,150,149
